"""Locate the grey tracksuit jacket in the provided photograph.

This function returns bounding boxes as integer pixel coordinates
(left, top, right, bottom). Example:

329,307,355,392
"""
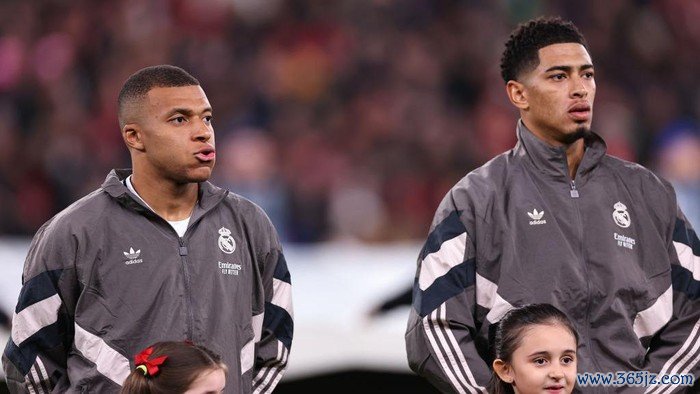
406,121,700,393
2,169,293,393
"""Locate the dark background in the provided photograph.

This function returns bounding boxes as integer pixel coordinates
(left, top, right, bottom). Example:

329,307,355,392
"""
0,0,698,243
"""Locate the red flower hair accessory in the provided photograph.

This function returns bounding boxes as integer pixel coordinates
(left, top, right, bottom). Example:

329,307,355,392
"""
134,346,168,377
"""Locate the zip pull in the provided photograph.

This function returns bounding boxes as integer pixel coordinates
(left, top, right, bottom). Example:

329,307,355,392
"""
570,180,580,198
178,238,188,256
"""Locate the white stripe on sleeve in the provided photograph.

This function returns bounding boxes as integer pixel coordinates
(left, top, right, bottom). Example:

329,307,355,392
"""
476,274,513,323
422,310,466,394
272,278,294,318
440,304,487,393
646,318,700,394
12,294,62,346
240,338,255,375
253,340,284,394
430,307,476,394
74,324,131,386
674,241,700,280
633,286,673,339
252,312,264,342
28,364,45,394
419,233,467,290
256,345,289,394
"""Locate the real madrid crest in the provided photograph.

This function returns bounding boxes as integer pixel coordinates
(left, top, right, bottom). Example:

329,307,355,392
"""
612,201,631,228
218,227,236,254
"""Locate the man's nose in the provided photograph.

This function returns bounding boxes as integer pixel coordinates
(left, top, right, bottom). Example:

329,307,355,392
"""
571,77,588,98
194,120,213,141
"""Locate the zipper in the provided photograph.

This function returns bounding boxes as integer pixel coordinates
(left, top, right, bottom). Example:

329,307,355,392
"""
174,208,216,341
178,237,195,340
568,178,608,391
570,180,579,198
123,184,227,342
144,218,197,341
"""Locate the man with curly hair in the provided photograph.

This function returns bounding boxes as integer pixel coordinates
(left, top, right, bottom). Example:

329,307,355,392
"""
407,17,699,393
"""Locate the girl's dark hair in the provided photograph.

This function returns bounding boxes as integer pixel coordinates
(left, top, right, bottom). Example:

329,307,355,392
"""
487,304,579,394
120,341,227,394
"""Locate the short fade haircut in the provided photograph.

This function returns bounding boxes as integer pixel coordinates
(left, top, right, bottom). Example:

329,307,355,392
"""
117,65,200,128
500,16,588,83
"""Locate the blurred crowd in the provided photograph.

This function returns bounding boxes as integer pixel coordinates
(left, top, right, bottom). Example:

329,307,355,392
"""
0,0,698,242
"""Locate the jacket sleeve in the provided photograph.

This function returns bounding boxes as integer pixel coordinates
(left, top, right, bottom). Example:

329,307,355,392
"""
406,190,490,394
250,220,293,394
643,207,700,394
2,220,79,393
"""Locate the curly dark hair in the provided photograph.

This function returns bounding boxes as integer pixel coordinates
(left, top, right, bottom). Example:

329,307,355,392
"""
500,16,588,83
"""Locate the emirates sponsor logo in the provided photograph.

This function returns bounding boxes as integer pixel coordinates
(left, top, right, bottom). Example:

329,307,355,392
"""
218,261,242,276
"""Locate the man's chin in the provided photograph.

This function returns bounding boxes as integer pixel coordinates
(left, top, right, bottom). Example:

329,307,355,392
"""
562,125,590,145
185,168,213,183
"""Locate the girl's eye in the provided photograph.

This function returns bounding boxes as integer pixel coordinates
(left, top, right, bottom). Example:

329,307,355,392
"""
562,356,575,364
533,358,547,366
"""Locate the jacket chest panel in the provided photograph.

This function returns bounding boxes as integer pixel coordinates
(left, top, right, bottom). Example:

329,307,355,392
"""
493,179,588,295
185,225,254,306
578,180,671,306
491,176,669,311
80,221,254,332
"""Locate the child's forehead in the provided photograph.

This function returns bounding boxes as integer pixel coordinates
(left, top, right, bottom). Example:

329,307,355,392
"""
520,322,575,337
516,323,577,351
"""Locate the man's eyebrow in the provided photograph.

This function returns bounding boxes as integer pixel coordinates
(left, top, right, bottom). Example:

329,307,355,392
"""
545,64,594,73
165,107,213,117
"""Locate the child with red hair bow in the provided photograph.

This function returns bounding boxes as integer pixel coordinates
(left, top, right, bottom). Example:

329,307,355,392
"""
120,341,227,394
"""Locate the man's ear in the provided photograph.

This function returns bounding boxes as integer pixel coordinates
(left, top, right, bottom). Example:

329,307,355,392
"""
122,124,145,152
506,80,529,111
493,358,515,384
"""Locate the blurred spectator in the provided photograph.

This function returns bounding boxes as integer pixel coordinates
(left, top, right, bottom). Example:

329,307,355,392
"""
329,171,388,242
0,0,697,242
214,128,292,241
653,120,700,229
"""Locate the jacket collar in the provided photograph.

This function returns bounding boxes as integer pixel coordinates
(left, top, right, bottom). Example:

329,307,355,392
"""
514,120,607,184
102,169,228,225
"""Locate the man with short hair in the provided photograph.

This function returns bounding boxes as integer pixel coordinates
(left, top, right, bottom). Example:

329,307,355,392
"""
406,17,699,393
2,65,293,393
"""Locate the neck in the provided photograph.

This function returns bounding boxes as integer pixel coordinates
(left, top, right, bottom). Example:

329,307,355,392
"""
521,120,586,179
565,138,585,180
130,169,198,221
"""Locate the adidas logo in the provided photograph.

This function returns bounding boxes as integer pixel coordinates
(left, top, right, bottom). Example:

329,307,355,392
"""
527,209,546,225
124,247,143,265
123,247,140,259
